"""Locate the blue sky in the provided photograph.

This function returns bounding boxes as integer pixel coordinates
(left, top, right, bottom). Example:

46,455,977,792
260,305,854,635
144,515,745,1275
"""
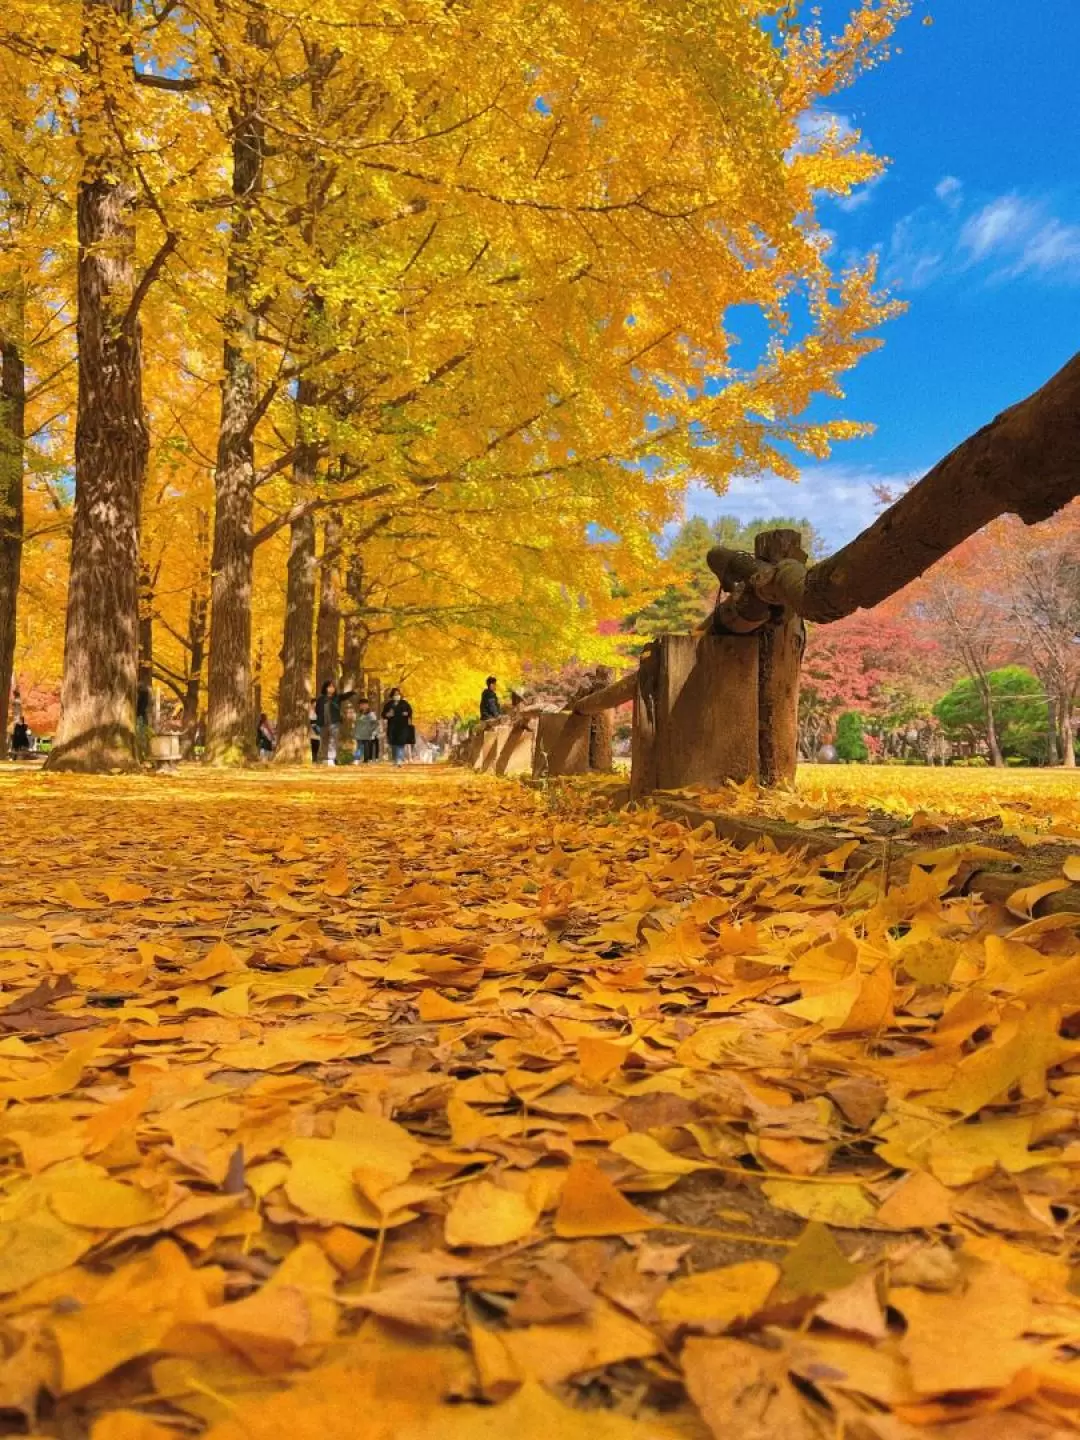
686,0,1080,550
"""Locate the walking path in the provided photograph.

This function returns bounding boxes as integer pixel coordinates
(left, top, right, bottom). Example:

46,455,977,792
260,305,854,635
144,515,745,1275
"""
0,767,1077,1438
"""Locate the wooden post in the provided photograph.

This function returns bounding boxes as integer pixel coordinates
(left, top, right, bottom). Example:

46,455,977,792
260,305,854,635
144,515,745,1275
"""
475,723,501,772
533,712,591,777
494,719,536,776
755,529,806,787
630,633,759,800
587,666,615,772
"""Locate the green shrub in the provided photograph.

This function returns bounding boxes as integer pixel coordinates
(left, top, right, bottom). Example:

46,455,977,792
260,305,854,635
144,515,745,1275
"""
834,712,869,764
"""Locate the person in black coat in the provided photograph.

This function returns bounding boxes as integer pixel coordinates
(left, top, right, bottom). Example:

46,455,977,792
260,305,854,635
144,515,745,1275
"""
315,680,355,766
480,676,501,721
11,720,32,756
382,688,414,765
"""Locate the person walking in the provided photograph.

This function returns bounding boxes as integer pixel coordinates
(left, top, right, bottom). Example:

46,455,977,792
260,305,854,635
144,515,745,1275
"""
382,688,414,766
10,719,32,757
353,699,380,764
315,679,355,766
256,712,276,760
480,675,501,722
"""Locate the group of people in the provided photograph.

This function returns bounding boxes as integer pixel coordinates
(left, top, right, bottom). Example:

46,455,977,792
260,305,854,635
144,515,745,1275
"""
309,682,416,767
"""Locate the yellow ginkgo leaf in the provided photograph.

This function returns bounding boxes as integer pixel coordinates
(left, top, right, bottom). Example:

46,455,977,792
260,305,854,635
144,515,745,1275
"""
609,1133,708,1176
553,1162,653,1238
445,1180,539,1248
657,1260,779,1329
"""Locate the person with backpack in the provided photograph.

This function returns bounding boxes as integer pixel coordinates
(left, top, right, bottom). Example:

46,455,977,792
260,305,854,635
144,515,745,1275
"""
382,688,414,766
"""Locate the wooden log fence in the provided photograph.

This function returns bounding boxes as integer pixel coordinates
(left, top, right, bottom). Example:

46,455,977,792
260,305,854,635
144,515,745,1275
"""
451,353,1080,798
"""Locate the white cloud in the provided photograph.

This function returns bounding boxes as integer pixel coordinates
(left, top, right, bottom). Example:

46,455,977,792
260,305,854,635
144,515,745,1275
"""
684,466,920,552
884,186,1080,290
885,211,948,290
1014,218,1080,280
960,193,1039,260
935,174,963,208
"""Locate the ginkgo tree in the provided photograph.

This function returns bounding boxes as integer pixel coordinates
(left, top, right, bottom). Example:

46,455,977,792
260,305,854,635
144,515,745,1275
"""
0,0,913,768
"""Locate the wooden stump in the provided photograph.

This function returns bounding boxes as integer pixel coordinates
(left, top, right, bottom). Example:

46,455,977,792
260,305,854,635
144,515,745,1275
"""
533,712,591,777
755,529,806,787
630,633,759,799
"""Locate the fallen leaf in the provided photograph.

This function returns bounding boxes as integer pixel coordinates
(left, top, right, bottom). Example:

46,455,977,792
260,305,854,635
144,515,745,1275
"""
657,1260,778,1330
681,1335,819,1440
553,1161,653,1237
445,1180,539,1248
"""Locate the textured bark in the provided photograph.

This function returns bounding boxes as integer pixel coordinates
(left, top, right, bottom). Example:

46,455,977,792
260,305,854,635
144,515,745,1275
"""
587,667,614,772
631,634,758,800
137,561,154,735
0,288,25,760
341,550,366,696
571,671,637,714
315,511,343,691
755,529,806,787
1063,713,1077,769
181,587,208,759
274,509,317,764
708,351,1080,626
206,31,263,764
47,0,146,772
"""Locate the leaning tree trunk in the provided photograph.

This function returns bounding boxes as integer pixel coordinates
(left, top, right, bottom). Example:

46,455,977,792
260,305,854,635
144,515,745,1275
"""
708,351,1080,626
48,2,146,771
206,48,263,765
0,285,25,760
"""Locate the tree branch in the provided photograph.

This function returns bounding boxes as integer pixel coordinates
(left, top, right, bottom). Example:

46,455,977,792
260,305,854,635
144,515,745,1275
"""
133,70,199,92
123,231,178,334
249,483,395,552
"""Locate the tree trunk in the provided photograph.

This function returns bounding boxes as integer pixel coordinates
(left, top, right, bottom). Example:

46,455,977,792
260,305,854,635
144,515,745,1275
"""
137,560,154,741
273,370,320,764
0,285,25,761
274,511,317,764
978,673,1005,768
181,588,207,759
315,510,342,690
708,351,1080,625
1062,709,1077,769
206,33,263,765
48,0,146,772
341,549,366,696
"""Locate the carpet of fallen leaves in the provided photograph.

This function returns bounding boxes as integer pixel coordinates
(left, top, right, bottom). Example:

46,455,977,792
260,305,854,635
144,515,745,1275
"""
790,764,1080,833
3,766,1080,1440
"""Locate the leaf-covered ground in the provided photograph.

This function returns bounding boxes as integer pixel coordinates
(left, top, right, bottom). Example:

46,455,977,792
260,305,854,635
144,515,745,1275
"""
2,766,1080,1440
790,763,1080,833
